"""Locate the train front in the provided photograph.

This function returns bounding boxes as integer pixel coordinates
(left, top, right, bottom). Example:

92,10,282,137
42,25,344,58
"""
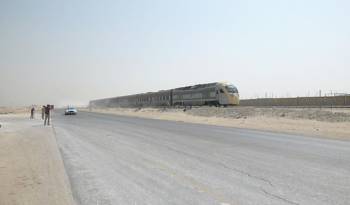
224,83,240,105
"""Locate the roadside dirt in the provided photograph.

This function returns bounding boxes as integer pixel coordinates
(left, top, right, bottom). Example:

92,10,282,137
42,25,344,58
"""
0,114,75,205
85,107,350,141
0,107,31,115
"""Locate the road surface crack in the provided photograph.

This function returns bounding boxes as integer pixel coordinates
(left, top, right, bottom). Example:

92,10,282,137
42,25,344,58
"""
220,163,274,187
261,188,299,205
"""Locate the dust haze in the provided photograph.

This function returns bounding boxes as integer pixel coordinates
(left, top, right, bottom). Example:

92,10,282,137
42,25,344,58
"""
1,0,349,106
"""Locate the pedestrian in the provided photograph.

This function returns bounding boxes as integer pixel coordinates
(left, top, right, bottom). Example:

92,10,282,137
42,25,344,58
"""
41,105,45,120
30,107,35,119
44,104,51,126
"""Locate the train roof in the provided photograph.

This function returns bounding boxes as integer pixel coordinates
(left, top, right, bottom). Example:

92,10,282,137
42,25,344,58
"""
173,82,219,91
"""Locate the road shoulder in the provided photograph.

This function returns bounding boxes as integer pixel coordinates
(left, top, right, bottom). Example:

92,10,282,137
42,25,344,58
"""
0,115,76,205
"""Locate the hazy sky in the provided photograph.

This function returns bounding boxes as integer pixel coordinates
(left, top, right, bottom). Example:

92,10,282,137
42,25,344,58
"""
1,0,349,106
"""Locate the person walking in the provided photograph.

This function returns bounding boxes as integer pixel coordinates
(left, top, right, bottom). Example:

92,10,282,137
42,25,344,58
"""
30,107,35,119
41,105,45,120
44,104,51,126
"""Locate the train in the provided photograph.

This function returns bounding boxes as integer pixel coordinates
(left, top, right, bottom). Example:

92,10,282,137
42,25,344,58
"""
89,82,239,108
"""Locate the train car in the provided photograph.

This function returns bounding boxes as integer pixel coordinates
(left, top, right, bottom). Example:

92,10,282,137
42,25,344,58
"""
89,82,239,108
172,82,239,106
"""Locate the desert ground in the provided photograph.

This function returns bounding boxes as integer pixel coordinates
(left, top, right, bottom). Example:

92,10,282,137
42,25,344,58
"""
0,108,75,205
85,106,350,141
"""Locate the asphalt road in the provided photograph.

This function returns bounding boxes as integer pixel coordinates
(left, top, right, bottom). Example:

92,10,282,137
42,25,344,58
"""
53,111,350,205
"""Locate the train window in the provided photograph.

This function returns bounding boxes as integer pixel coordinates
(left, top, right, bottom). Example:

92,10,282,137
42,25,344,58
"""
192,93,202,98
226,85,238,93
220,89,224,93
183,94,191,99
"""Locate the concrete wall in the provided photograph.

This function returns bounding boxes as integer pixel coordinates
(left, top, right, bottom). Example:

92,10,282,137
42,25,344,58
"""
240,96,350,107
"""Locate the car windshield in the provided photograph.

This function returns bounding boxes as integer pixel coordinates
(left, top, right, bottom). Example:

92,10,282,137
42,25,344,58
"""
225,85,238,93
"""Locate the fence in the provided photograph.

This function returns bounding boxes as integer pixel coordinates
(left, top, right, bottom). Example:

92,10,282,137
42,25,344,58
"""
239,95,350,107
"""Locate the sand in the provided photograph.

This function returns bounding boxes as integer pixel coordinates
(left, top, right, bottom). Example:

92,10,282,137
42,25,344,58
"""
0,114,75,205
85,107,350,141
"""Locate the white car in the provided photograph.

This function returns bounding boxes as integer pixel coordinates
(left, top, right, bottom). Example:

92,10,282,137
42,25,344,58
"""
65,107,77,115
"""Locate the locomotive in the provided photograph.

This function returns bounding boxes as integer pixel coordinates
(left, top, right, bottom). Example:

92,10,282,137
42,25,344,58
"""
90,82,239,108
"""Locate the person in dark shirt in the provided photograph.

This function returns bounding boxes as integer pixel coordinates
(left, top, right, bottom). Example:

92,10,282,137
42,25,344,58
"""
30,107,35,119
44,105,51,126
